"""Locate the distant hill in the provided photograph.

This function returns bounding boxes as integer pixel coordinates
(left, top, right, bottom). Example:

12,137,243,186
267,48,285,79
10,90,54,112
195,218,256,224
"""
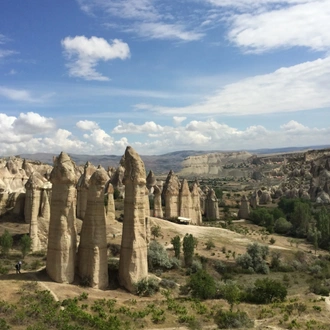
16,145,330,176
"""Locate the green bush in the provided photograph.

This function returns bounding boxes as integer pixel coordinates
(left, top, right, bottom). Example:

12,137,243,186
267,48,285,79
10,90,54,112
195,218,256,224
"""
183,234,195,267
246,278,287,304
188,270,216,300
0,230,13,256
135,277,160,296
147,240,172,271
205,238,215,250
214,309,253,329
274,217,292,234
171,235,181,259
20,234,32,259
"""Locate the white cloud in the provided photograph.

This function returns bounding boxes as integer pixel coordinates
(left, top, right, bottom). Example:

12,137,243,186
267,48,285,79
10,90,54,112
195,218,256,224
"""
61,36,130,81
227,1,330,53
77,0,204,41
173,116,186,125
76,120,99,130
0,34,18,59
112,120,164,134
135,56,330,116
0,113,329,156
13,112,56,134
0,86,42,103
132,22,204,41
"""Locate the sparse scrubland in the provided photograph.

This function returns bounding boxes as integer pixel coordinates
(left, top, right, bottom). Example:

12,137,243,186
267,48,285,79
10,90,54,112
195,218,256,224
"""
1,194,330,330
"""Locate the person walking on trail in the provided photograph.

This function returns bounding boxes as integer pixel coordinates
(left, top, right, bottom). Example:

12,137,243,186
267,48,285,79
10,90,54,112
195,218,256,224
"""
15,261,22,274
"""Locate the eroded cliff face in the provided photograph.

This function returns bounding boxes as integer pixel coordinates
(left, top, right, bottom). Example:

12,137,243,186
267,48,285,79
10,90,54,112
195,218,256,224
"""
46,152,78,284
179,151,253,177
118,146,148,293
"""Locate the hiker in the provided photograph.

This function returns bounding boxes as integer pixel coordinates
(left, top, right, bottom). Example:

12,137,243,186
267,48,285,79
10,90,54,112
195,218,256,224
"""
15,261,22,274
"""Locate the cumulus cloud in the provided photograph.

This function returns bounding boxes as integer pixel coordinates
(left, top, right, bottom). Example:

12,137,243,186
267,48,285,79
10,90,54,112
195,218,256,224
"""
13,112,56,134
76,120,99,130
0,113,329,156
136,56,330,116
61,36,130,81
112,120,164,134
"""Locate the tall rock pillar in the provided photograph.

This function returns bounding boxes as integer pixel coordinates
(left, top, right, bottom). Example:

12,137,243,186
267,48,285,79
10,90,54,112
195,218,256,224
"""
205,189,219,220
153,185,163,218
119,146,148,292
190,182,202,225
179,179,191,219
78,166,109,289
46,152,78,284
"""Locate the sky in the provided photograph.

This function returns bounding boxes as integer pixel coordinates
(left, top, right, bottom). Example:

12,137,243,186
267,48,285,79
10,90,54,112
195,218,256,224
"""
0,0,330,156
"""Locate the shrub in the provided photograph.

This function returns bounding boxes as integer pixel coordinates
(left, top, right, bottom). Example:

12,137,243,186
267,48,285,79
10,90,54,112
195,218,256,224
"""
205,238,215,250
236,243,269,274
218,281,241,311
214,260,227,274
274,217,292,234
0,230,13,256
246,278,287,304
151,225,162,240
20,234,32,259
171,235,181,258
135,277,160,296
159,279,177,289
214,309,254,329
183,234,195,267
188,269,216,300
148,240,172,271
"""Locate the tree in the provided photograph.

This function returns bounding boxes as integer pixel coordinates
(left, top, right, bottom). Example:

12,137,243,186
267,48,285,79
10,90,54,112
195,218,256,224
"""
291,201,312,237
274,217,292,234
0,230,13,256
171,235,181,258
247,278,287,304
221,282,241,311
188,269,216,300
183,234,195,267
151,225,162,240
214,188,223,200
249,208,274,233
20,234,32,259
315,207,330,250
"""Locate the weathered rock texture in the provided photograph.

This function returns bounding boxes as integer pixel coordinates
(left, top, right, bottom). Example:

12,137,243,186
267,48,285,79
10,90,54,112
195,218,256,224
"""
179,179,192,219
76,162,96,220
144,187,150,217
25,172,51,251
249,191,259,208
163,170,180,219
105,182,115,225
46,152,78,284
119,147,148,292
78,166,109,289
190,182,202,225
238,195,250,219
205,189,219,220
153,185,163,218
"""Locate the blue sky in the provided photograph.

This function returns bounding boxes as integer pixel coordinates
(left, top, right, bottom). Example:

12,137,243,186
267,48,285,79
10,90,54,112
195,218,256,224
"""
1,0,330,156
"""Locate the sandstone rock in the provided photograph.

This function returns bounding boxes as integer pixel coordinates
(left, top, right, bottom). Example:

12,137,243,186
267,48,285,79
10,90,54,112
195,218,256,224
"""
163,170,180,219
205,189,219,220
76,162,96,220
78,166,109,289
238,195,250,219
153,185,163,218
259,191,272,205
146,170,157,190
190,181,202,225
119,146,148,292
110,165,125,198
179,179,191,219
105,182,115,225
46,152,78,284
144,187,150,217
25,172,51,251
249,191,259,208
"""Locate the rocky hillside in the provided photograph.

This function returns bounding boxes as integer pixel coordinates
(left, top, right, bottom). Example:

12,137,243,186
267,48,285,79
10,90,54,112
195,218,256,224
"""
178,151,253,177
